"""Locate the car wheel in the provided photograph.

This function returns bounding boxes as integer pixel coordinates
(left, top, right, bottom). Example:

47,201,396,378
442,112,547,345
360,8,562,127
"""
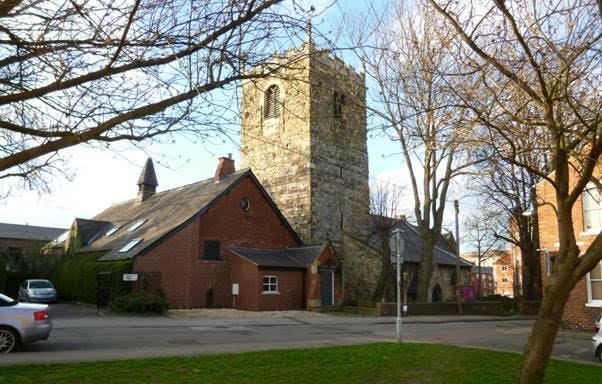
598,346,602,363
0,327,20,353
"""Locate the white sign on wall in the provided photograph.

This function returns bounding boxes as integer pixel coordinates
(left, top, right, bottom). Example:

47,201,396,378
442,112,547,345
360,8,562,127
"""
232,283,239,295
123,273,138,282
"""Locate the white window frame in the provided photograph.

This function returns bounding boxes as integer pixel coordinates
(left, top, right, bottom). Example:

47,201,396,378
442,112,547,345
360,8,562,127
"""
582,181,602,232
105,225,122,237
262,275,278,294
128,219,146,232
586,260,602,307
118,238,142,253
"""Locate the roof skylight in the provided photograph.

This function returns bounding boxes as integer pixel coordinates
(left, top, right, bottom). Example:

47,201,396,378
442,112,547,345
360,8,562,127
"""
105,225,122,237
118,238,142,253
128,220,146,232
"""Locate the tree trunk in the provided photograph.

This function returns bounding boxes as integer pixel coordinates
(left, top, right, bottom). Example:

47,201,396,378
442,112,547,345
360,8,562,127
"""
518,270,575,383
372,228,394,302
416,231,435,302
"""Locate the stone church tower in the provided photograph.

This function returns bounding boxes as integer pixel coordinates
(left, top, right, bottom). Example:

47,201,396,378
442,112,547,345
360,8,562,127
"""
240,42,370,251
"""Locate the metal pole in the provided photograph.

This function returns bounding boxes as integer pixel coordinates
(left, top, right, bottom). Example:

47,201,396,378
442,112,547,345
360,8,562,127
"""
396,229,402,343
454,200,463,315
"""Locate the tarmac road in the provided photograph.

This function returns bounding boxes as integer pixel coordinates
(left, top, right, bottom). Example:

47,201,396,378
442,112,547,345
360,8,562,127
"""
1,303,597,366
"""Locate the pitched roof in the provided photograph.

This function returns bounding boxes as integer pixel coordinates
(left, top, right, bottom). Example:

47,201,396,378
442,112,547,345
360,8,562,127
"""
74,218,112,245
0,222,67,241
81,169,300,261
230,245,326,268
369,218,472,268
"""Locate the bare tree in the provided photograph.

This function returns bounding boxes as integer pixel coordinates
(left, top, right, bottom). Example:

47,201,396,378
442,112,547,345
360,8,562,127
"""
358,0,477,302
464,212,503,299
370,180,408,302
428,1,602,382
0,0,310,190
474,149,545,300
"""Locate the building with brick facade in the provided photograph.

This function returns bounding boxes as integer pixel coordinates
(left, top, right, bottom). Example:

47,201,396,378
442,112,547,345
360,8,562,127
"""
537,164,602,329
60,157,341,310
462,250,519,298
240,40,372,303
0,223,66,273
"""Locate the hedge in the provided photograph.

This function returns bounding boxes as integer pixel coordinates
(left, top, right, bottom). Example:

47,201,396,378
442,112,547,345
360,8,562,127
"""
110,292,167,314
50,252,132,304
0,258,6,293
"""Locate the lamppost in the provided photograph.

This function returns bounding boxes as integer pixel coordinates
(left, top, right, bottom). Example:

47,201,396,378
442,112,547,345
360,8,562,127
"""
390,228,405,343
454,200,462,315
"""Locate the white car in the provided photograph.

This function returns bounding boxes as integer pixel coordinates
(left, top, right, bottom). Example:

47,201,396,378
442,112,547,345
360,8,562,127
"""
593,313,602,362
0,293,52,353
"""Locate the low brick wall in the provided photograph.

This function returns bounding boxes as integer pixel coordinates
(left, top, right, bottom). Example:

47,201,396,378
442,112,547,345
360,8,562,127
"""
345,301,505,316
518,300,541,315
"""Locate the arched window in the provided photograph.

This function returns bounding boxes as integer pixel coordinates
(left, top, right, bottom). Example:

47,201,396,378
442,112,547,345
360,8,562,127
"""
333,91,345,118
264,85,280,119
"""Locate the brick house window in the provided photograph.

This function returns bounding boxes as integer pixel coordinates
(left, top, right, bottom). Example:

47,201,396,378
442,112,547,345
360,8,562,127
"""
202,241,220,261
587,261,602,305
262,276,278,293
582,182,602,231
502,277,508,283
502,266,508,271
264,85,280,119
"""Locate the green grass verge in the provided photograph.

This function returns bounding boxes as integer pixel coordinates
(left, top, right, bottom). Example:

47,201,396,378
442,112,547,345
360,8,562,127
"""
0,343,597,384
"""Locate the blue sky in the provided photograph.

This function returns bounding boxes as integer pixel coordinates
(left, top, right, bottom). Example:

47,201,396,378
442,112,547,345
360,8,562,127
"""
0,0,469,241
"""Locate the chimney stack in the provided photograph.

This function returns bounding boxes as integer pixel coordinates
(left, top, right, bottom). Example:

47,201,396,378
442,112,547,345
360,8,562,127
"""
214,154,235,182
137,158,158,202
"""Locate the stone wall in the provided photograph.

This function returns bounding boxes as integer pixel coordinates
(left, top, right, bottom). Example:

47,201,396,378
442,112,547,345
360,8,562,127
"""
342,233,381,303
240,46,370,248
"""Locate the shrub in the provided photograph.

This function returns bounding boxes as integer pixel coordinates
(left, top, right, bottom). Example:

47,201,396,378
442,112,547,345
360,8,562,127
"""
50,252,132,304
109,292,167,314
481,294,517,312
0,258,6,292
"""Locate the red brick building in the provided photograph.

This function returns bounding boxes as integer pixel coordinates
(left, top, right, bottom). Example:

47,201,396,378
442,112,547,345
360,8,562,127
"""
537,164,602,329
62,156,342,310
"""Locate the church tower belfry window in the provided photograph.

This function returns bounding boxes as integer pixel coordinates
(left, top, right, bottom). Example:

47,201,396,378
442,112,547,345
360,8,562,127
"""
333,92,345,118
264,85,281,119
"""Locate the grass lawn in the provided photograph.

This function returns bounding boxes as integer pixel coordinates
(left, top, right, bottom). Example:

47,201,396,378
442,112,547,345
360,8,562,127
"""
1,343,597,384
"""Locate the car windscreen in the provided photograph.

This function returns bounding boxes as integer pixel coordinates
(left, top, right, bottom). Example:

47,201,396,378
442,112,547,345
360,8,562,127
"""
0,293,17,306
29,281,54,289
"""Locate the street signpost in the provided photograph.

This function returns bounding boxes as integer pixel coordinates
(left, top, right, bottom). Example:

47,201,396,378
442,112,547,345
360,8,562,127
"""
389,228,405,343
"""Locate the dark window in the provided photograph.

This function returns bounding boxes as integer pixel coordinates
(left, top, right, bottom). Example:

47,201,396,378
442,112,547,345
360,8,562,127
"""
202,241,220,261
333,92,345,118
240,197,251,212
339,166,343,179
264,85,280,119
262,276,278,293
340,213,344,229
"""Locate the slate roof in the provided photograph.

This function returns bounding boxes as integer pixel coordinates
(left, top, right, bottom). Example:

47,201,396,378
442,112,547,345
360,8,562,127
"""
78,169,300,261
369,218,472,268
230,245,325,268
137,158,158,187
74,218,112,245
0,222,67,241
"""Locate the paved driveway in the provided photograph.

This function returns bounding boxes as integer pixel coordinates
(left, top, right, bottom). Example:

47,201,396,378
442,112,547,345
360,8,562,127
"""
2,303,598,366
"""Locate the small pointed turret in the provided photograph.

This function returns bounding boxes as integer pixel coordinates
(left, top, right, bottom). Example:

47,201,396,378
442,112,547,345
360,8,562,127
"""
304,17,315,52
137,158,158,202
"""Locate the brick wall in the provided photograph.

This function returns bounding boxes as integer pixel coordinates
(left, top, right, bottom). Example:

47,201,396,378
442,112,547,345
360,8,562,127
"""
256,267,304,311
134,175,301,309
537,168,602,329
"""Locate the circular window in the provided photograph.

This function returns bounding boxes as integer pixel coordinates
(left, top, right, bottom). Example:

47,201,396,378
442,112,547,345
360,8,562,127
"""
240,197,251,212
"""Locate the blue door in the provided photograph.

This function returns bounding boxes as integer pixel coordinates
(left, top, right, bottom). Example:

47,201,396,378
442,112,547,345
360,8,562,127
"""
320,270,333,306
